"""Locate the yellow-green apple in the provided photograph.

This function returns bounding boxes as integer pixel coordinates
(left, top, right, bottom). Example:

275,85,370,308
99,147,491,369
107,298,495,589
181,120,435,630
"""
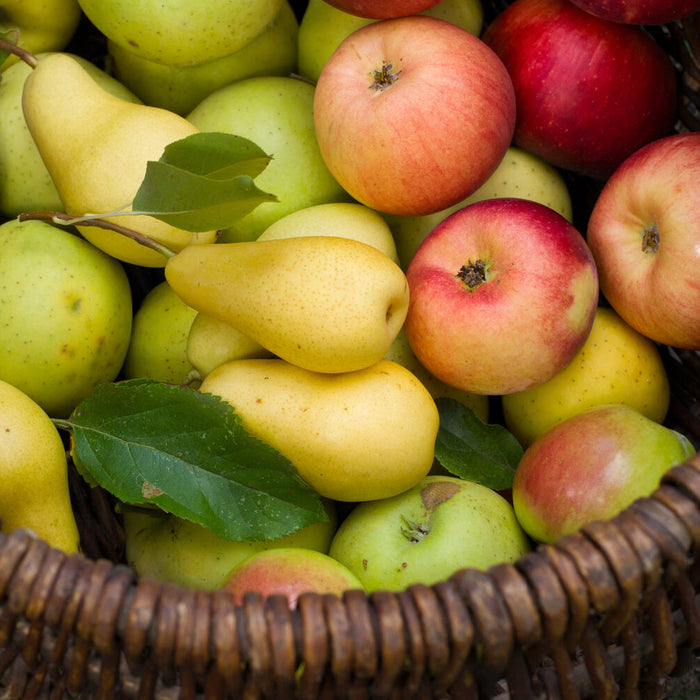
328,475,531,592
482,0,677,180
512,404,696,544
567,0,700,24
297,0,484,82
502,306,671,446
321,0,442,18
386,145,574,270
313,15,515,216
404,198,599,396
106,0,299,116
586,133,700,350
76,0,284,66
187,75,351,243
0,0,81,70
220,548,364,608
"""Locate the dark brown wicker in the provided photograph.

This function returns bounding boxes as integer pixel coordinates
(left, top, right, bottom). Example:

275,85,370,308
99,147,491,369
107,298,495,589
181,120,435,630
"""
3,3,700,698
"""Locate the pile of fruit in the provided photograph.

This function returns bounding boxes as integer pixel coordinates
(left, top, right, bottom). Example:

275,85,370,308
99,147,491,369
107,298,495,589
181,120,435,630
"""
0,0,699,615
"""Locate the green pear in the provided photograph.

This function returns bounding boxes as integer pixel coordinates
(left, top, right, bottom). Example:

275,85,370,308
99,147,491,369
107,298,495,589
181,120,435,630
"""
124,281,199,385
0,379,80,553
187,313,274,379
21,52,218,267
0,219,133,418
164,236,409,374
123,499,337,590
76,0,284,66
107,1,299,116
0,53,142,219
187,75,351,243
198,358,440,502
297,0,484,83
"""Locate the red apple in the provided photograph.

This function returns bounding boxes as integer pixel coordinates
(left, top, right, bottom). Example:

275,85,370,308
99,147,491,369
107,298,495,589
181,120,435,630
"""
567,0,700,25
313,15,516,216
586,132,700,350
220,547,364,609
512,404,696,544
481,0,678,179
403,197,599,396
321,0,443,19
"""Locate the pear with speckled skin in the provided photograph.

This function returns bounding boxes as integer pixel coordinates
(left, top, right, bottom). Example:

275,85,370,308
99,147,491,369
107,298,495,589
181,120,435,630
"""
0,379,80,553
165,236,409,374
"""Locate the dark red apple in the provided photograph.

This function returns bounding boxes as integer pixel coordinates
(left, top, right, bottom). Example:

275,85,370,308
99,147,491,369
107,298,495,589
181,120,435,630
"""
568,0,700,25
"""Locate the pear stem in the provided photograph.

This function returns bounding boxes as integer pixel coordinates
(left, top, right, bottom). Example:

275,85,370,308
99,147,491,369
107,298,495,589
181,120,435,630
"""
0,37,38,69
17,211,178,259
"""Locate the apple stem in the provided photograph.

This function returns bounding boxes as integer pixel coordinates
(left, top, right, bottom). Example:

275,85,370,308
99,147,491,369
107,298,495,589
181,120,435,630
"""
0,36,38,69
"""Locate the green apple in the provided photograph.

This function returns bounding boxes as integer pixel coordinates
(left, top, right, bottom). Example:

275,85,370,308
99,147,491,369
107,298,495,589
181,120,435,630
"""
76,0,284,66
297,0,484,83
328,475,531,592
502,306,671,447
0,219,132,418
512,404,696,544
107,0,299,116
187,75,351,243
258,201,400,264
124,281,198,385
386,145,574,269
124,499,338,590
0,0,82,70
0,53,141,218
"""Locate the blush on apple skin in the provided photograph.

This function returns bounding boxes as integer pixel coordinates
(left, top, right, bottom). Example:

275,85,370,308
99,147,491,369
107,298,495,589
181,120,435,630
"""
567,0,700,25
322,0,443,18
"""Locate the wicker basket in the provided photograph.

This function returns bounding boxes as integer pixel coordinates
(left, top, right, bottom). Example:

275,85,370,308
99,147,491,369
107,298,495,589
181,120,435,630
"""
2,2,700,698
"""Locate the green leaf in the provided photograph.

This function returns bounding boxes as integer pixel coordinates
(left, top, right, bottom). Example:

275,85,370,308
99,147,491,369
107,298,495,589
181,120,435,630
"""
64,379,327,542
0,30,20,71
131,132,278,232
434,397,522,491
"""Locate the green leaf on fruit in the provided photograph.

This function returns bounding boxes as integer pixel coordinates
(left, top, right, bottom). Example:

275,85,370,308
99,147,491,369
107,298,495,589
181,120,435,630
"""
0,30,20,71
62,379,327,542
131,132,278,232
434,397,522,490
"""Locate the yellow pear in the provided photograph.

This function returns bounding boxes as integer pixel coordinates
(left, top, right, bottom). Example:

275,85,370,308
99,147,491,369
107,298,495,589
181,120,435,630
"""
165,236,409,374
21,53,218,267
199,358,440,502
0,379,80,553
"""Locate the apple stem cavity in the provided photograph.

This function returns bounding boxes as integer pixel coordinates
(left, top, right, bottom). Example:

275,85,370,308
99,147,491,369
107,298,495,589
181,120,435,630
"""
456,259,493,291
369,61,402,92
642,223,660,253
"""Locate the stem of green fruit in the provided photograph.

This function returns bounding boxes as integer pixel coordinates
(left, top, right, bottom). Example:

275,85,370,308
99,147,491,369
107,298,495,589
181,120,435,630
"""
0,36,38,69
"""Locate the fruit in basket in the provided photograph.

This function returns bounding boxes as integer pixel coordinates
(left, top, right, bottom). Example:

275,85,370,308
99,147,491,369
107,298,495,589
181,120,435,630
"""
404,198,599,396
0,379,80,553
328,475,531,592
587,132,700,350
0,0,81,70
220,548,364,608
385,145,574,270
165,236,409,374
321,0,442,18
187,75,351,243
76,0,284,66
0,219,132,418
512,404,696,544
567,0,700,25
106,0,299,116
312,15,516,216
297,0,484,83
198,358,439,502
0,53,142,219
482,0,677,180
502,306,671,446
124,502,337,590
21,53,218,267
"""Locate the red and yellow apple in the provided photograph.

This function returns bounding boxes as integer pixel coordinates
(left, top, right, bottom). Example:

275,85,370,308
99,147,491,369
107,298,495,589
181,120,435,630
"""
320,0,442,18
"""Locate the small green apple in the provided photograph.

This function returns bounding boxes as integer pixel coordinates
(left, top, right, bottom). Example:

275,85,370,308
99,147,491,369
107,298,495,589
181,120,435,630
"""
124,281,198,385
187,75,351,243
502,306,671,446
328,475,531,592
386,145,574,269
512,404,696,544
107,0,299,116
0,219,132,418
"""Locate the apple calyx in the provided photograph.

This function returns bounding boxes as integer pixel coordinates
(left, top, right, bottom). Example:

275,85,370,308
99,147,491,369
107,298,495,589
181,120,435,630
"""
456,259,494,291
642,223,660,254
369,61,401,92
400,481,459,543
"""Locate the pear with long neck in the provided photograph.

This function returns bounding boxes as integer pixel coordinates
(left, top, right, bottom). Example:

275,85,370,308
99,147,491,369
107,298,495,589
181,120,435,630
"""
21,53,217,267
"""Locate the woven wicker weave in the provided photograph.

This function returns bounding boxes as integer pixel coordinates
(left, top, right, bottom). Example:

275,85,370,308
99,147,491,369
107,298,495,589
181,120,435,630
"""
2,2,700,698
